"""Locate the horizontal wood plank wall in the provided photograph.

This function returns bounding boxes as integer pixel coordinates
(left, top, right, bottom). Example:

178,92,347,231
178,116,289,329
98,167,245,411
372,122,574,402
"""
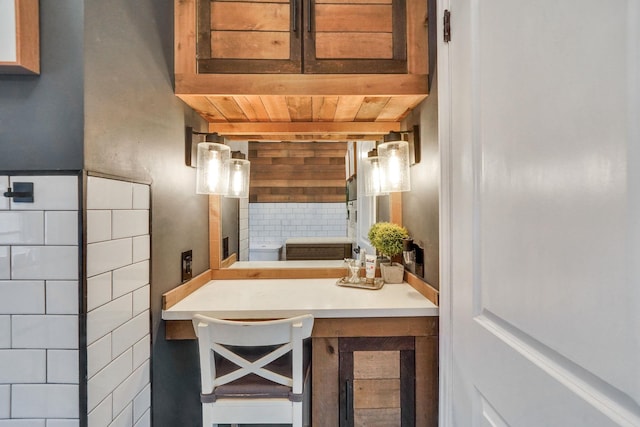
249,141,347,203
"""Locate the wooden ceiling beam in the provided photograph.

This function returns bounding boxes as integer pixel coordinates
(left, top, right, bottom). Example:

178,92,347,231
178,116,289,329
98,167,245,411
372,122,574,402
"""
176,74,428,96
208,121,400,137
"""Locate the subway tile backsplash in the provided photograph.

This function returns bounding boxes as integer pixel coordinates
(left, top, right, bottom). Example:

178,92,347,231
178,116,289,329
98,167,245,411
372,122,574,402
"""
0,174,80,426
249,202,347,245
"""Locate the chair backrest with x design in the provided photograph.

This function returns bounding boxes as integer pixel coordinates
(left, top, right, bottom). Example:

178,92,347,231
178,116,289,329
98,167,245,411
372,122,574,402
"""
192,314,314,426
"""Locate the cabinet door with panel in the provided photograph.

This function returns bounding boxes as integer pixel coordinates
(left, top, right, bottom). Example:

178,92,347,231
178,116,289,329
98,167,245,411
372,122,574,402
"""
196,0,302,73
303,0,407,74
339,337,415,427
196,0,417,74
311,317,438,427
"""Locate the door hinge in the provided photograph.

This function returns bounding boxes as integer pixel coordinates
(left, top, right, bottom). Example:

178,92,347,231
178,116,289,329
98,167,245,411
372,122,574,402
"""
444,10,451,42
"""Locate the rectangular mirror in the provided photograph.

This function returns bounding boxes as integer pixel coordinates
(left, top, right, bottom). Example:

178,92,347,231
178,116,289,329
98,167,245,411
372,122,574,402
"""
215,140,402,270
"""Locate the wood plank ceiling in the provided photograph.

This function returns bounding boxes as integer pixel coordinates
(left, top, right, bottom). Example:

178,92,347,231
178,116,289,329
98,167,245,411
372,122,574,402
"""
180,94,427,141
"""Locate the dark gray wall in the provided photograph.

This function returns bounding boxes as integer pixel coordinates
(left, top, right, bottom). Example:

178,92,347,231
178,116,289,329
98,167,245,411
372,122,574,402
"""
0,0,84,170
402,80,439,289
83,0,208,425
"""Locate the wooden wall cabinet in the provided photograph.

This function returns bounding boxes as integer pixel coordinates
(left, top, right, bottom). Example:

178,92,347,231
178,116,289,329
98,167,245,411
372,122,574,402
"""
175,0,428,138
0,0,39,75
197,0,410,74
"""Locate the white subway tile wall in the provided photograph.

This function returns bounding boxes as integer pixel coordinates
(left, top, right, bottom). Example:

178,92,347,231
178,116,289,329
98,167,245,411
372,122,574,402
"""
11,384,79,418
0,317,9,348
0,420,46,427
0,385,8,418
46,420,80,427
0,247,9,279
0,175,79,425
44,211,78,245
11,246,78,280
248,202,348,245
46,281,79,315
9,176,78,211
86,273,112,312
86,177,150,427
12,315,78,349
0,177,9,210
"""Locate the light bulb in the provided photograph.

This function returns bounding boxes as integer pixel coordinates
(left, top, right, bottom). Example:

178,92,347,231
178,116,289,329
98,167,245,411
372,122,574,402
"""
388,146,402,189
196,142,230,194
206,151,221,192
378,140,410,193
224,157,250,198
230,163,243,196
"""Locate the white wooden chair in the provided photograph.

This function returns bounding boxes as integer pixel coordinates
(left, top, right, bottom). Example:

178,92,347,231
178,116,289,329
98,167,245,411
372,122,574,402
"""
192,314,314,427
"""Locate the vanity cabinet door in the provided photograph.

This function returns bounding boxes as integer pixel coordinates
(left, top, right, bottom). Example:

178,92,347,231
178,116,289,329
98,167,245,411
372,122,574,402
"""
338,337,415,427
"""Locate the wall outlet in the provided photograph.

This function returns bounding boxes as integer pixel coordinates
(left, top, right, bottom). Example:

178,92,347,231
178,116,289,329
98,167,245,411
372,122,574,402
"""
181,250,192,283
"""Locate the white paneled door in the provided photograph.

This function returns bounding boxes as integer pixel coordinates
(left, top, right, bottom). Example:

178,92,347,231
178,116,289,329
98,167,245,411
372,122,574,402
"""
439,0,640,426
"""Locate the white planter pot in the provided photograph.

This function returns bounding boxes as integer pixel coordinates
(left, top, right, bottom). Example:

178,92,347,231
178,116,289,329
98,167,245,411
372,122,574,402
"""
380,262,404,284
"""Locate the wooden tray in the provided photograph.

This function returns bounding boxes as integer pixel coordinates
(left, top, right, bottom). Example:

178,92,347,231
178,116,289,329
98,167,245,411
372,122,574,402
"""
336,277,384,290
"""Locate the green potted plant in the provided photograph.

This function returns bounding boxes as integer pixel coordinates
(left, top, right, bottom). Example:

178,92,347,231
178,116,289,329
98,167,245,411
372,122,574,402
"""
368,222,409,283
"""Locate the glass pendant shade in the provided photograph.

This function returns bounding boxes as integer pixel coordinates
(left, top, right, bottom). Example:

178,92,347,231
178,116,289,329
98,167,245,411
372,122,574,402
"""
225,157,250,198
364,149,386,196
196,142,231,194
378,139,411,192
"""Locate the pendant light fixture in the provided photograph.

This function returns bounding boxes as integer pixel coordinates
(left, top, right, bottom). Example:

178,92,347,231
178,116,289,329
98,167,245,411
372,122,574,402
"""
196,135,230,195
378,131,412,193
364,148,386,196
186,128,250,197
225,151,250,198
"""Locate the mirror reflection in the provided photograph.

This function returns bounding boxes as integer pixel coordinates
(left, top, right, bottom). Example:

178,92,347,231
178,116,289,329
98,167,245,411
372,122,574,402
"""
220,140,386,267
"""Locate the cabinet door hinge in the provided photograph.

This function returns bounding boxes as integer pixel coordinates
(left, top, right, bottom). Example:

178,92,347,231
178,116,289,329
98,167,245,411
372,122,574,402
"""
444,10,451,42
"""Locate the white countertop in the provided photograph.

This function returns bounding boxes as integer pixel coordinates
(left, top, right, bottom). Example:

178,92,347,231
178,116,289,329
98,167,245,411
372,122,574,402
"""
285,237,353,245
229,260,347,269
162,278,438,320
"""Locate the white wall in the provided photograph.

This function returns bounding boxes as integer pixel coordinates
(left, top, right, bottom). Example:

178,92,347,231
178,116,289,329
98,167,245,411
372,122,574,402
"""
0,174,80,426
86,177,150,427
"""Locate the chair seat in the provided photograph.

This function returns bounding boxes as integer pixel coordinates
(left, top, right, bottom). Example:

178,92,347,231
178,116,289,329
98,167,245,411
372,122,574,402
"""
201,343,310,403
